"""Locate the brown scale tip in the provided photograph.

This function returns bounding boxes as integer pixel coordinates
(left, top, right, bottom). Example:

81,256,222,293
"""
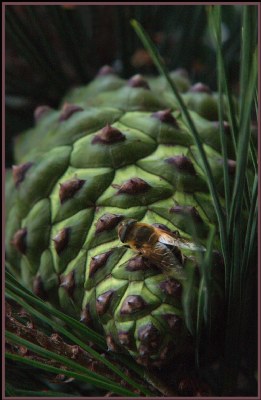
138,324,160,346
34,105,52,122
151,359,167,368
138,343,151,357
96,290,114,316
223,121,232,137
97,65,116,76
52,228,70,255
189,82,212,94
59,103,84,121
165,155,196,175
213,120,231,135
113,177,151,195
18,346,29,356
136,354,150,367
178,378,194,395
89,251,112,278
106,335,118,352
12,162,33,187
127,74,150,89
169,205,203,224
95,213,123,234
80,304,92,325
164,314,183,331
59,177,85,203
92,124,126,144
33,275,48,300
217,158,236,175
178,378,212,396
227,159,236,175
152,223,171,232
50,333,62,343
126,255,151,272
120,295,146,315
160,343,174,361
118,331,132,347
151,109,179,128
11,228,27,254
159,278,182,299
59,271,75,297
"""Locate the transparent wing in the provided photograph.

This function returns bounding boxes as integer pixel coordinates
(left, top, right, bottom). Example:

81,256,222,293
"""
158,231,206,252
139,242,186,279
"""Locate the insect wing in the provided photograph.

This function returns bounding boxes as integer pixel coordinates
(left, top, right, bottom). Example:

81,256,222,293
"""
157,230,179,246
157,230,205,252
139,241,186,279
174,238,206,252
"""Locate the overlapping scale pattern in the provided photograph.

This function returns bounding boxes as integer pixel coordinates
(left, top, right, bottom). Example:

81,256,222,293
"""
5,69,229,366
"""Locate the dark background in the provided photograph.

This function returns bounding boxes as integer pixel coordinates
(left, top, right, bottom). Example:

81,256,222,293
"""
5,5,242,166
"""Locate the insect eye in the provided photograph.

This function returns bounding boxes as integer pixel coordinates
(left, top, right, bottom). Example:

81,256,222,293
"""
135,226,152,242
118,219,136,243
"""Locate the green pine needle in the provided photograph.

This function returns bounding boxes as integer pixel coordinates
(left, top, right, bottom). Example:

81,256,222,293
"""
131,6,257,395
131,18,230,277
6,272,153,396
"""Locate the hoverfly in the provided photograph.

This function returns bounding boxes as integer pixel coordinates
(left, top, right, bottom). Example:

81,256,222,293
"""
118,219,205,278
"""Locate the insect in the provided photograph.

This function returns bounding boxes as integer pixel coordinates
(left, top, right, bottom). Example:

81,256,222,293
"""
118,219,205,278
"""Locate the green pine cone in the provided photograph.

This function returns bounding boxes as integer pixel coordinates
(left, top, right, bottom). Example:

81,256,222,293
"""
6,67,231,367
